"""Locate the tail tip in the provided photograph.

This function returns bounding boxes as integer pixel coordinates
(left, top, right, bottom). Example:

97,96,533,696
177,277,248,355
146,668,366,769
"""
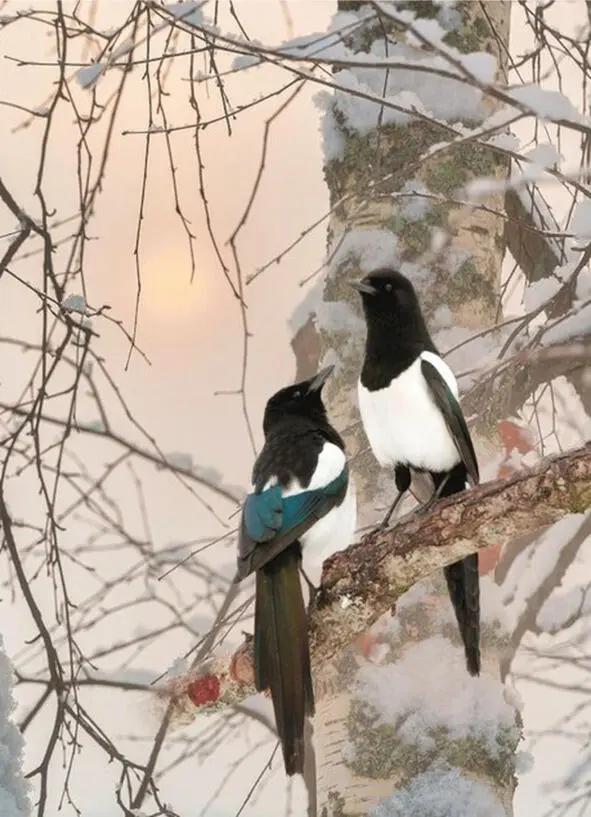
466,648,481,677
284,741,305,776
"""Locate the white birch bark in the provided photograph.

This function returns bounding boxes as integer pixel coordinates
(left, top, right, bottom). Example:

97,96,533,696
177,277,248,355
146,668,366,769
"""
290,3,520,814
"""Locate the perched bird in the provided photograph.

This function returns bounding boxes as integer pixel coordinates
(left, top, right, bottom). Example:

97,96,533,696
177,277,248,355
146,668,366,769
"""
236,365,357,775
352,268,481,677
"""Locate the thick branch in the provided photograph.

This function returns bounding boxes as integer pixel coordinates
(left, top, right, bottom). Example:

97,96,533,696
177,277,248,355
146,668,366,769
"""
171,443,591,716
312,443,591,660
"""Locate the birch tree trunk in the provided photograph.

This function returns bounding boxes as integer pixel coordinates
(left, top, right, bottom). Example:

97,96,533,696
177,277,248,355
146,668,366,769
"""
290,3,521,815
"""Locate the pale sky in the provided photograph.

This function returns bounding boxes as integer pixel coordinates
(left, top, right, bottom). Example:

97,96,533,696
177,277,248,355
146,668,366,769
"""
0,1,335,814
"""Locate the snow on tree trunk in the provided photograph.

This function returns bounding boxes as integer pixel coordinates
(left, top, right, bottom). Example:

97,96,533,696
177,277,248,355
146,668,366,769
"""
0,633,31,817
298,3,521,815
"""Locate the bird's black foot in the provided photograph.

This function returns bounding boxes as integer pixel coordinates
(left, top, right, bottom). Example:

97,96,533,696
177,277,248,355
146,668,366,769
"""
372,516,391,533
373,489,405,532
307,582,321,607
415,473,452,517
309,583,329,609
300,566,320,606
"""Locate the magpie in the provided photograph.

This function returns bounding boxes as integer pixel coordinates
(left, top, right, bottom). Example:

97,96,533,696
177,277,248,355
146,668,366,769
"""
351,268,481,677
236,364,357,775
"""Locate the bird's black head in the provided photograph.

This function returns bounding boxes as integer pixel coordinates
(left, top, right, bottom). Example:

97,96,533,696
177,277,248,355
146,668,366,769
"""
351,267,419,314
350,268,429,343
262,365,334,433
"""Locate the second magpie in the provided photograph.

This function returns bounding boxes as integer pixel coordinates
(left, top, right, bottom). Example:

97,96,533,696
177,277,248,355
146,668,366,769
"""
352,268,481,677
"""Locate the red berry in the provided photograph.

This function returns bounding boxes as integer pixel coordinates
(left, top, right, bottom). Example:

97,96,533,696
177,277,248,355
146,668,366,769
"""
187,674,221,707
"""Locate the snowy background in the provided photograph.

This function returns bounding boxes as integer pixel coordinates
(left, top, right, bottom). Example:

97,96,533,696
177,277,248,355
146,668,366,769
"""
1,1,591,816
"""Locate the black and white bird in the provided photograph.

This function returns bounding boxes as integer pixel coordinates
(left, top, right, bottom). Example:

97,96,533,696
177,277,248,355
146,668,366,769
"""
351,268,481,676
236,365,357,775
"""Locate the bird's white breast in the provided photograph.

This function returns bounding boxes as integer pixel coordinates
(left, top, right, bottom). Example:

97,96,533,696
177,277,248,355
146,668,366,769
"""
358,351,461,473
300,477,357,587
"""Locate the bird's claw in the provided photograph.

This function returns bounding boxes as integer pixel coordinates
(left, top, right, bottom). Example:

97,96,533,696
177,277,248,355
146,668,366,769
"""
308,583,328,609
372,517,391,534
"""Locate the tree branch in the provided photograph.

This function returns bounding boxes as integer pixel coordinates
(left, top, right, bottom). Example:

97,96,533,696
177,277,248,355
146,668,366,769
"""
463,335,591,422
168,442,591,717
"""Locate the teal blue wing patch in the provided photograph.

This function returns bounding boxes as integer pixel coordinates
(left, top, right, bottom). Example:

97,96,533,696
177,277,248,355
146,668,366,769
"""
237,468,348,579
281,469,346,532
280,490,327,535
244,485,283,543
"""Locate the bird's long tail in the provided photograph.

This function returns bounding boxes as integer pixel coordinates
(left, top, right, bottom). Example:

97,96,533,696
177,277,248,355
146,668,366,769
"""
443,554,480,675
254,544,314,775
440,472,481,676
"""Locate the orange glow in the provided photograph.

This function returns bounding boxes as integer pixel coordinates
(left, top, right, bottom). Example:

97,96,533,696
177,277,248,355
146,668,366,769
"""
140,252,207,321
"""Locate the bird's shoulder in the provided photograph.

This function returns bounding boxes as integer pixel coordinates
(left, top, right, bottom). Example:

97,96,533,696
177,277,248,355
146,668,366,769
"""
252,416,345,493
419,350,459,399
360,333,436,391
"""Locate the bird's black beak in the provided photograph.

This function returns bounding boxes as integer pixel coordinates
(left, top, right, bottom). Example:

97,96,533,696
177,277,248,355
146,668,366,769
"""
350,279,377,296
307,364,335,392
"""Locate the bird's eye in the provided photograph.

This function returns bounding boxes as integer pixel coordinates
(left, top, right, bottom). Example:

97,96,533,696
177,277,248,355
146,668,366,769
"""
385,283,393,292
293,390,301,399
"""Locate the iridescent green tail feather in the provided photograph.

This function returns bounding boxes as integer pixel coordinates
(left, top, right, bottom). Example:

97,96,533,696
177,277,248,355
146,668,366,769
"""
254,544,314,775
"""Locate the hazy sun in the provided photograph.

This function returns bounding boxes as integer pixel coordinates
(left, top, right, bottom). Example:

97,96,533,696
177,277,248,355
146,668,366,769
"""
140,253,208,321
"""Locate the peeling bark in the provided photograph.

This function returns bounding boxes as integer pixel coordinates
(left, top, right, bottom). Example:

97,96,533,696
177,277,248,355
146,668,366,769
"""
291,315,321,382
503,188,590,415
504,188,561,285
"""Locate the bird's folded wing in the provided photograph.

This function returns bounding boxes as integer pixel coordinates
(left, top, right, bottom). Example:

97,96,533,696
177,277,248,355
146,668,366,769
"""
421,358,479,486
236,471,348,579
243,484,284,544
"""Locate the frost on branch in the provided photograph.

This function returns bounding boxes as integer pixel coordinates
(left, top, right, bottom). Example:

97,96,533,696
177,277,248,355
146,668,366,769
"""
166,1,204,28
522,277,562,312
61,293,86,314
0,634,31,817
314,3,496,161
571,198,591,241
369,763,505,817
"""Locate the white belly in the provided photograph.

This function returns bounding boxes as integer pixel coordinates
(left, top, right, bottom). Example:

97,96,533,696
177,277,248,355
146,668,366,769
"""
358,355,460,473
300,478,357,587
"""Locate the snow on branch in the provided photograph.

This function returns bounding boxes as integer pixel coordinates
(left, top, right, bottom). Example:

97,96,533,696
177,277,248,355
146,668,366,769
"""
167,443,591,718
0,634,31,817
